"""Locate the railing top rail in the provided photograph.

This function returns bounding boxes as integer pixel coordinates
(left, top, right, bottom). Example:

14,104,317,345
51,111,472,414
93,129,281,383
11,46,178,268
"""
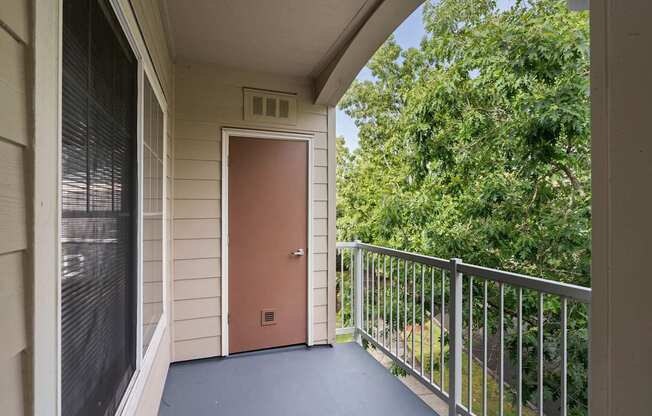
335,241,358,249
336,241,591,304
345,241,450,269
458,263,591,304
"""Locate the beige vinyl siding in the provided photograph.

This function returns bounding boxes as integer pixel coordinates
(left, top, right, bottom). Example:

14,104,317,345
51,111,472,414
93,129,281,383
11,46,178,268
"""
0,1,30,414
0,0,30,44
173,63,333,361
171,213,221,350
172,88,222,360
175,239,220,259
174,336,221,362
175,258,220,280
174,316,221,341
174,278,221,300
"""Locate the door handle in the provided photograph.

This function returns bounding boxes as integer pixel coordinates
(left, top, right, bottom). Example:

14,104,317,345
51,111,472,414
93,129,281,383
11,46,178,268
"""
291,249,305,257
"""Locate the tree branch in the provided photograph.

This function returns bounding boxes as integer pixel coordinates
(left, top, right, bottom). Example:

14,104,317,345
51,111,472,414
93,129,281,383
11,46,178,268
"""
553,161,582,193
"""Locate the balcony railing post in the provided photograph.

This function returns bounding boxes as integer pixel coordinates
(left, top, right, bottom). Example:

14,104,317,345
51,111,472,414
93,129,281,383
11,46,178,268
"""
448,258,463,416
354,240,364,345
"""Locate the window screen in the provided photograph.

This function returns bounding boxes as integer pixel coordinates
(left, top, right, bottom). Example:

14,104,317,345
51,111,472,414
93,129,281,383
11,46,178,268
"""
61,1,137,415
142,76,164,353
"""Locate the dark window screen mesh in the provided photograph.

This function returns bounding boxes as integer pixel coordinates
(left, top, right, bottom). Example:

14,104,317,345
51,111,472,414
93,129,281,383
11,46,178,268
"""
61,1,137,415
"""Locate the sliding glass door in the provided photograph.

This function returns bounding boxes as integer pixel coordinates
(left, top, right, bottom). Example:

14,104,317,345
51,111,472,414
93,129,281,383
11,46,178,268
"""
61,1,138,414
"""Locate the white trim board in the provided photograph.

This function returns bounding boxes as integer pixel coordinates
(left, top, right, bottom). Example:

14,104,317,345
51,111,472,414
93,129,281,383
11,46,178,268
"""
221,127,315,356
33,1,63,413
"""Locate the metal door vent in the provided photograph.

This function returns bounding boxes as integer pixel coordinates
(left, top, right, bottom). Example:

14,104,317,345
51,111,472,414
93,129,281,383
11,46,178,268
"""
244,88,297,125
261,309,277,326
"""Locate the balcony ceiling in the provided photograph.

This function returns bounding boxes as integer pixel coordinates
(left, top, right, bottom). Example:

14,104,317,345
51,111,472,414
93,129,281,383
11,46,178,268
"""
164,0,378,78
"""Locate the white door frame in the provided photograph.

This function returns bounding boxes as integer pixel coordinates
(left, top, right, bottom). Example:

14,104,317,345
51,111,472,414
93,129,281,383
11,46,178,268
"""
221,127,314,356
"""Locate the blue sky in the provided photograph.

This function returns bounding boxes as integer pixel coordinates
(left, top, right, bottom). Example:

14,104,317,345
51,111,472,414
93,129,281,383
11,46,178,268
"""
336,0,516,150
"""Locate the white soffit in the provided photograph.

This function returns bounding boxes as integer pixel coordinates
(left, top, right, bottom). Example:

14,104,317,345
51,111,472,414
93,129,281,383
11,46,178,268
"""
165,0,373,77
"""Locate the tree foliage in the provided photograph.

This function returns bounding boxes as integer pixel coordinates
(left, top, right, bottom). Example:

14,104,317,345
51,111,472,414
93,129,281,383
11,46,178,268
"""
337,1,590,414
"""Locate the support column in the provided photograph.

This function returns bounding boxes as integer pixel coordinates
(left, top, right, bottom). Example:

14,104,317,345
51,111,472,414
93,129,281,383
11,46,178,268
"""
590,1,652,415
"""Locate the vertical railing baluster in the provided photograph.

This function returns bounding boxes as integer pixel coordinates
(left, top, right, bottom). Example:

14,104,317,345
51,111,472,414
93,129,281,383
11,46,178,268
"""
378,254,382,342
350,248,355,328
378,254,381,339
448,258,463,416
377,254,381,341
483,279,488,416
412,261,416,370
441,269,445,390
366,251,370,334
468,276,473,412
561,297,568,416
383,255,387,348
538,292,544,416
499,283,504,416
390,257,394,354
362,251,366,333
421,264,425,376
379,255,383,345
396,258,401,359
354,244,363,344
404,259,408,363
518,287,523,416
340,248,344,329
430,267,435,384
371,253,375,338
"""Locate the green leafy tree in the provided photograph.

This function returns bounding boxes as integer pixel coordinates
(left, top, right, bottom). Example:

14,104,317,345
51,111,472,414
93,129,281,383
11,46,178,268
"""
337,1,589,414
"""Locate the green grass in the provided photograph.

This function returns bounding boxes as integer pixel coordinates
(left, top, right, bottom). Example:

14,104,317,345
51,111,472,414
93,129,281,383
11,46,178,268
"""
406,321,536,416
336,333,354,343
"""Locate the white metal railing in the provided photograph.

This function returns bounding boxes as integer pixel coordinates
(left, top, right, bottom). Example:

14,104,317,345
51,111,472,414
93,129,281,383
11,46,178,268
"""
336,241,591,416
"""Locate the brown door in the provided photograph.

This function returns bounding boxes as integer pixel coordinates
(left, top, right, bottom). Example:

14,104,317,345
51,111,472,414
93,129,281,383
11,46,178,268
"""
228,136,308,354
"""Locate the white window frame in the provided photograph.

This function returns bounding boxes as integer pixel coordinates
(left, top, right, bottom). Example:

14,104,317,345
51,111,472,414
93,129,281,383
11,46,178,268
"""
139,63,169,356
34,0,169,415
221,128,314,356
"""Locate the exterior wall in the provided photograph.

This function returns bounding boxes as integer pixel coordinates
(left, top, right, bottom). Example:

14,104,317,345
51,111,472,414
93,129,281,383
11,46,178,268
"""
0,0,31,415
173,62,334,361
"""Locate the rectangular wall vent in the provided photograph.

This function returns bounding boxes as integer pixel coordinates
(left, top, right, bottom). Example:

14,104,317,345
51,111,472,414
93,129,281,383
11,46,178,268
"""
261,309,277,326
244,88,297,125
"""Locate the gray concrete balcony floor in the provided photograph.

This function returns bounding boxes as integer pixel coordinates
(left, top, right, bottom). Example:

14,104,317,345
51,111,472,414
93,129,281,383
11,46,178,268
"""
159,342,438,416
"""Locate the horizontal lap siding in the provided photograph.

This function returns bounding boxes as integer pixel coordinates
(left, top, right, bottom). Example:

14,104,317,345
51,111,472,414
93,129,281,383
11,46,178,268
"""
173,113,222,360
0,1,30,414
173,63,332,362
174,297,220,321
312,131,330,339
